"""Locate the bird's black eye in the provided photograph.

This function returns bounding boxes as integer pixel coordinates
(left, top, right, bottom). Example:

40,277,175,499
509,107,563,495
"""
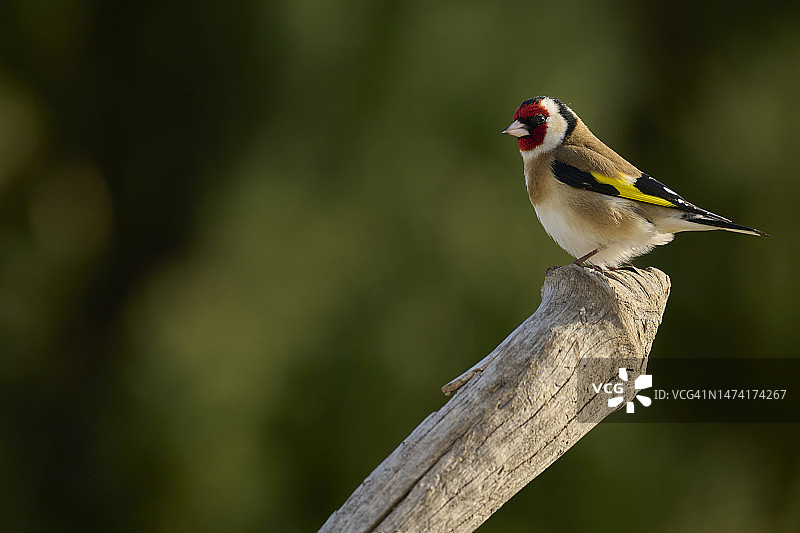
521,114,547,128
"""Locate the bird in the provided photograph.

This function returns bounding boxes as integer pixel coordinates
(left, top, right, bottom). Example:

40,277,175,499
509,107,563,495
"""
501,96,768,268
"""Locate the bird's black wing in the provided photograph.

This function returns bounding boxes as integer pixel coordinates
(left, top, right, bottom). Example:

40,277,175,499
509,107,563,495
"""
550,160,729,220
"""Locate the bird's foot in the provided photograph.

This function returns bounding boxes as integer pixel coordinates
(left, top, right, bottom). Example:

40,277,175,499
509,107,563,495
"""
608,263,637,272
572,248,600,267
595,262,637,272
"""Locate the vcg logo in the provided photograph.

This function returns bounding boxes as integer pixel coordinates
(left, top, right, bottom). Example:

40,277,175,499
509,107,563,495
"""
591,367,653,414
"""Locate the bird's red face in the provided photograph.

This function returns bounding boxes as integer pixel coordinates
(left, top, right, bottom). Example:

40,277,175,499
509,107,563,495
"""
502,98,550,152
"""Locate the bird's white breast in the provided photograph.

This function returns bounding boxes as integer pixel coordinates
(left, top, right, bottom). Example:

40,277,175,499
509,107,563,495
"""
531,184,674,267
533,200,601,260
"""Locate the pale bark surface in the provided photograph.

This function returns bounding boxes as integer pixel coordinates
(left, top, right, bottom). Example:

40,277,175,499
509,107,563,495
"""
320,265,671,533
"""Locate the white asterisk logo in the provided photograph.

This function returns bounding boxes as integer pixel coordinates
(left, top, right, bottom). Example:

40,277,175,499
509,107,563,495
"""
608,368,652,414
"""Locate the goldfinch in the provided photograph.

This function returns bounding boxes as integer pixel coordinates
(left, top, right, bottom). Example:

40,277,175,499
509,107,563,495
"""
502,96,768,267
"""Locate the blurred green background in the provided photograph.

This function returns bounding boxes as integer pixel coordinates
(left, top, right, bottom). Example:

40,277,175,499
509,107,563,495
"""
1,1,799,531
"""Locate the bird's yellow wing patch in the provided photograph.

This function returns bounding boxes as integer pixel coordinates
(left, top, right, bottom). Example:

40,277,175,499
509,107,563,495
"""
551,160,714,216
590,171,676,208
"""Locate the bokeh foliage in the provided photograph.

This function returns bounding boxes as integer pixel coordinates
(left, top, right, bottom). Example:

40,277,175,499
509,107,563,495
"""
1,1,799,531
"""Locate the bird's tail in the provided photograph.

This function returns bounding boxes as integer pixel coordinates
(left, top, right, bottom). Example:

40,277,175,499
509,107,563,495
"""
684,214,770,237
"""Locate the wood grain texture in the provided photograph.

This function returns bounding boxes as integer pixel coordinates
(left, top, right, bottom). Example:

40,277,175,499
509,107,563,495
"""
319,265,671,533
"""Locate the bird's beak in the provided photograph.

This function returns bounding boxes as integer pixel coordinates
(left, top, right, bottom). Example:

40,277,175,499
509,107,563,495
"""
501,119,530,137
